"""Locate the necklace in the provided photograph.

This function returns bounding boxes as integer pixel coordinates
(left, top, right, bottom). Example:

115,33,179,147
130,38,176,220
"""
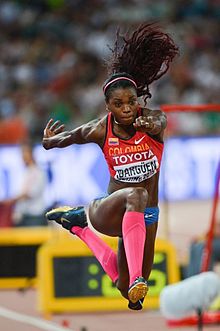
113,117,121,125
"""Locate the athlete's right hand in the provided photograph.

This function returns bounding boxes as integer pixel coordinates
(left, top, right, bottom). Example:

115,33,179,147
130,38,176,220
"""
43,119,65,138
42,119,71,149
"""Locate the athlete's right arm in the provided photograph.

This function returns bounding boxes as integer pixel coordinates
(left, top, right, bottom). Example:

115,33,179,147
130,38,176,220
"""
42,118,106,150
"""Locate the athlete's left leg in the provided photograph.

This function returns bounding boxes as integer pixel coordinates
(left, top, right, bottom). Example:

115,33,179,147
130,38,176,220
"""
117,221,158,309
142,222,158,280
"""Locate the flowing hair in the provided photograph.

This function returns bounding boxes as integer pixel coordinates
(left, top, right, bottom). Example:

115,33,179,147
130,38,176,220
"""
104,23,179,102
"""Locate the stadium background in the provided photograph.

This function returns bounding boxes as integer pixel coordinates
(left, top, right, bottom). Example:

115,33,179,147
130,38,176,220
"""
0,1,219,330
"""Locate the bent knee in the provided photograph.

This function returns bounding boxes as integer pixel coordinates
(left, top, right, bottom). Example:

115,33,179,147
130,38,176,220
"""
126,187,148,211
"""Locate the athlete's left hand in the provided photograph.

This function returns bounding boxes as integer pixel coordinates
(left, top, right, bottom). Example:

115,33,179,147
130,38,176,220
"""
133,116,155,132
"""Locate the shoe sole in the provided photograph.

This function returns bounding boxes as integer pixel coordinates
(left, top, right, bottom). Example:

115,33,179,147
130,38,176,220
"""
128,282,148,303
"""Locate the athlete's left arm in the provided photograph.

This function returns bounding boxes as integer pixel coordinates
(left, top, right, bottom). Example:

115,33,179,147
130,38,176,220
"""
133,108,167,141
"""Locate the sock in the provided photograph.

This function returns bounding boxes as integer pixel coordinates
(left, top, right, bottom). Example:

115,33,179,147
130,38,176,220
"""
122,211,146,286
71,226,118,283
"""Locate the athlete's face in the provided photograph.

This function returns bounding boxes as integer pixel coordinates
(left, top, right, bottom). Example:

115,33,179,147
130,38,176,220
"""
106,87,139,125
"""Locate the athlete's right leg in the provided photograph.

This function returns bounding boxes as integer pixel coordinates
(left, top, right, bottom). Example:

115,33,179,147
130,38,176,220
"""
46,205,118,284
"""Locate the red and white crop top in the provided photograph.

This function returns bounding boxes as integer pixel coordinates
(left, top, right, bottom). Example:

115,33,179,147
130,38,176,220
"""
102,112,164,183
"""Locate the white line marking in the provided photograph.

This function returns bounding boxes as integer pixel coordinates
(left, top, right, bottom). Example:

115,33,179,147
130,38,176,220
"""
0,306,74,331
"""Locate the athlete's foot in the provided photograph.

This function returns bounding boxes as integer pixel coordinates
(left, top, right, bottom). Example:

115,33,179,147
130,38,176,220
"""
128,277,148,303
128,297,144,311
46,206,88,231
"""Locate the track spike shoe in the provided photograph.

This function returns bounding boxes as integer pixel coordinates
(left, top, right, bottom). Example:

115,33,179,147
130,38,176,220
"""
128,277,148,303
46,206,87,231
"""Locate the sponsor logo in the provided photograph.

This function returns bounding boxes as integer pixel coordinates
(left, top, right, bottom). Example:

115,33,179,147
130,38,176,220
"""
112,150,154,165
135,136,145,145
144,214,154,218
61,217,71,223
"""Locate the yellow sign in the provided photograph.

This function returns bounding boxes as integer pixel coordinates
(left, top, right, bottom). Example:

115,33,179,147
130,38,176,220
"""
0,227,55,288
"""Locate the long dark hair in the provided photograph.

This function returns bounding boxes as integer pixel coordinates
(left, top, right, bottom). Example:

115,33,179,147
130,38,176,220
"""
103,23,179,102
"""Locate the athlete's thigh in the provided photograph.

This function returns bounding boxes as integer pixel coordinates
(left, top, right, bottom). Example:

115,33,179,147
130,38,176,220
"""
88,189,129,236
